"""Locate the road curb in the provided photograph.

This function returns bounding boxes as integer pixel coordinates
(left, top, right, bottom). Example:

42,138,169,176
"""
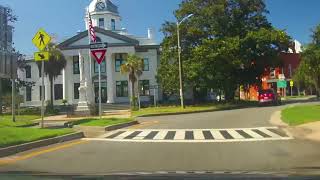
133,106,251,118
17,122,40,127
105,121,139,131
0,132,84,158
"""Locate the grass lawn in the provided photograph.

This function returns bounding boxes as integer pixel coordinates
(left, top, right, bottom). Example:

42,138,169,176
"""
132,102,257,117
71,118,134,127
281,104,320,125
0,115,40,127
285,95,313,99
0,127,74,148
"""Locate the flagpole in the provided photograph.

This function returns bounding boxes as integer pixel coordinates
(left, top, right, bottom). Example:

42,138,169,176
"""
87,8,93,104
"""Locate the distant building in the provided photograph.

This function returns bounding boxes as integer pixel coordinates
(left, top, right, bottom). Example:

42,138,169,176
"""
240,40,303,100
18,0,161,107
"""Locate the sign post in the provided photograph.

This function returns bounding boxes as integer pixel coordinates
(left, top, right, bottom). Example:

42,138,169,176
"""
290,80,294,96
32,29,51,128
91,47,107,119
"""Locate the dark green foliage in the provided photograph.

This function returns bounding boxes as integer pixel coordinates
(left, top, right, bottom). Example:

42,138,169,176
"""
158,0,291,101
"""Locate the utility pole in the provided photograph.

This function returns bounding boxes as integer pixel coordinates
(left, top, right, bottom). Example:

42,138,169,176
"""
11,55,16,122
177,23,184,109
176,14,193,109
41,59,45,128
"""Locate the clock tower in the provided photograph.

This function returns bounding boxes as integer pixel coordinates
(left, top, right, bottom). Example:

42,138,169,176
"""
85,0,121,31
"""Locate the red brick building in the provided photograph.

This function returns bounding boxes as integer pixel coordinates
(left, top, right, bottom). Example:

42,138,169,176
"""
241,52,301,100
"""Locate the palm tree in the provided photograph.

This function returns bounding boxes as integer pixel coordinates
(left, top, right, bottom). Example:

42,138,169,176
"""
120,54,144,109
37,43,66,108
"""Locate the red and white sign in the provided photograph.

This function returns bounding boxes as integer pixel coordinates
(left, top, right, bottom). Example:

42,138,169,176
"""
91,49,106,64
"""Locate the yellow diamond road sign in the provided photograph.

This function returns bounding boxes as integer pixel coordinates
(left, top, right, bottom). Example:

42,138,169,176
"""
34,51,49,61
290,80,294,87
32,29,51,51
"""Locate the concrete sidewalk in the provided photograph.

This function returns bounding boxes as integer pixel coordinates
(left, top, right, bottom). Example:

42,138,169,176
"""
270,105,320,142
34,113,131,129
35,113,131,122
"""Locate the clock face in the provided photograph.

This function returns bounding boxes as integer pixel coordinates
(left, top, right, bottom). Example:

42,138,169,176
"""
96,2,106,10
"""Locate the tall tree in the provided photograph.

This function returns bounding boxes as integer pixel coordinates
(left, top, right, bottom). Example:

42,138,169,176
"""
158,0,291,101
299,30,320,97
120,54,144,108
37,43,66,107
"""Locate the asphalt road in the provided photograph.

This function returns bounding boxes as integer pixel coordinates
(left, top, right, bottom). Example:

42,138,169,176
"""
1,103,320,176
135,105,280,129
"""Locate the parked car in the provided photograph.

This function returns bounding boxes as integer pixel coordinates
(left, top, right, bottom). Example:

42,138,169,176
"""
258,89,281,105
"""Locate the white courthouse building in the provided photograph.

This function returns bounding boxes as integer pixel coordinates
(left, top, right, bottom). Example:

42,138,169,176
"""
18,0,161,107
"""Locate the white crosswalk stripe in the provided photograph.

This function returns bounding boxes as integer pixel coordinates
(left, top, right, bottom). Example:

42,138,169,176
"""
242,129,264,139
193,130,205,140
153,130,168,140
228,129,245,139
174,130,185,140
87,127,293,142
133,130,152,140
114,131,134,139
257,127,282,138
210,130,224,140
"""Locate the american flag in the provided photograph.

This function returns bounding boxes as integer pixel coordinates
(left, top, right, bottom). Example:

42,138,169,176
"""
88,12,96,43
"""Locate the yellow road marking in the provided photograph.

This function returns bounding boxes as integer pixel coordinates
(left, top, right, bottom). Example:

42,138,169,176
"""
0,140,87,166
129,121,159,129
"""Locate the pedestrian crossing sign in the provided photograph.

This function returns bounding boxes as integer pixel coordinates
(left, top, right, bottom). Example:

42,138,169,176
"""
290,80,294,87
34,51,49,61
32,29,52,51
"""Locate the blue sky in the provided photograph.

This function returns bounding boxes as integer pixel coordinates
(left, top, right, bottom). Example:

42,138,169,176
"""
1,0,320,55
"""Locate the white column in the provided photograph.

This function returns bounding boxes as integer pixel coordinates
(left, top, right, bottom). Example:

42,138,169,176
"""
106,51,115,103
44,76,50,102
63,58,73,104
84,52,94,105
62,68,67,100
66,59,73,104
75,50,90,113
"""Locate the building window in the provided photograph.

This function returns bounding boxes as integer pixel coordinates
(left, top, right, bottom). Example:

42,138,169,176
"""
111,19,116,30
289,64,292,78
25,65,31,78
54,84,63,100
270,68,275,78
38,65,42,77
143,58,149,71
94,58,106,73
26,86,32,102
99,18,105,28
116,81,128,97
139,80,150,96
73,56,80,74
39,86,45,100
115,54,125,72
74,83,80,100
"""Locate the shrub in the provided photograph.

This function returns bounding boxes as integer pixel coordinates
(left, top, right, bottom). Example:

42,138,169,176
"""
89,104,98,116
19,107,41,115
45,106,59,115
62,99,68,106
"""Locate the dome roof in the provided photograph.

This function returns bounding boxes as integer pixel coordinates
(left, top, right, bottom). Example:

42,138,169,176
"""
88,0,119,14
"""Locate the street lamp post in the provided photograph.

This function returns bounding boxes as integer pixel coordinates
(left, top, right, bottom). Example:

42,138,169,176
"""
177,14,193,109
